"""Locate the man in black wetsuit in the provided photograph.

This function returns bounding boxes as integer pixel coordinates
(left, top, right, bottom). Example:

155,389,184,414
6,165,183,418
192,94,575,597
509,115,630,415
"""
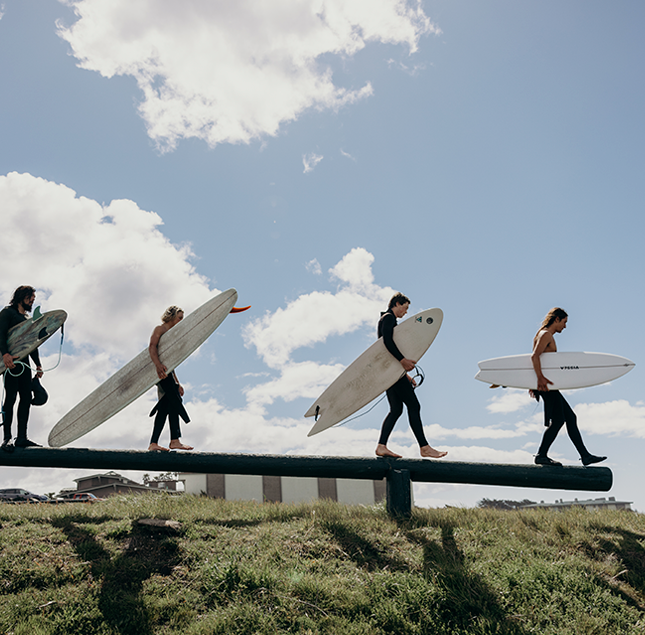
531,307,606,467
0,286,43,450
375,293,447,459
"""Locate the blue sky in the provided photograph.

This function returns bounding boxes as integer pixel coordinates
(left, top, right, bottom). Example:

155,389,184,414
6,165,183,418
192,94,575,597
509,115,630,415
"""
1,0,643,509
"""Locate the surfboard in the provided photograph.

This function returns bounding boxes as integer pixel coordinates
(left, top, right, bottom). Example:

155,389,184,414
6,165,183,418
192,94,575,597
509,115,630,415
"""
305,308,443,437
0,307,67,375
475,352,635,391
48,289,238,447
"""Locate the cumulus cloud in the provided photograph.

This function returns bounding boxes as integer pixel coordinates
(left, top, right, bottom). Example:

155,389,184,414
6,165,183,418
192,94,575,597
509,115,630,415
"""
576,399,645,438
243,247,393,368
486,388,534,414
57,0,439,149
0,172,216,358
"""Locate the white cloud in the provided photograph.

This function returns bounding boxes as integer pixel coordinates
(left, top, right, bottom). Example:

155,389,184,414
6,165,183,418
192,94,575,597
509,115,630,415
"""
243,247,393,368
486,388,534,414
575,399,645,438
57,0,439,149
303,152,324,173
0,172,216,358
306,258,322,275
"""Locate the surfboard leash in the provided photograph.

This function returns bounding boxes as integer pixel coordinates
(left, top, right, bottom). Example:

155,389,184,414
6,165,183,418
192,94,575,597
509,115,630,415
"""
3,323,65,377
332,364,426,429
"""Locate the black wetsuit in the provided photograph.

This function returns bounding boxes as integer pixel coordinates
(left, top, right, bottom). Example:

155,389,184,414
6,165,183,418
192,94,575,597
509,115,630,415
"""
535,390,590,459
0,306,41,443
149,373,190,445
377,309,429,448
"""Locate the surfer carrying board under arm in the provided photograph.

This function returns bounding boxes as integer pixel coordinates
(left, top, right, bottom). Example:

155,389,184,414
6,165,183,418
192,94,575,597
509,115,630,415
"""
531,307,606,467
375,293,447,460
147,306,193,452
0,285,44,450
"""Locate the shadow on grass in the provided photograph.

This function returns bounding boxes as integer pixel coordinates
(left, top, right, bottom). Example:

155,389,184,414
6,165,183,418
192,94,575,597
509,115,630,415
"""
582,524,645,610
405,520,528,635
321,519,411,572
51,515,181,635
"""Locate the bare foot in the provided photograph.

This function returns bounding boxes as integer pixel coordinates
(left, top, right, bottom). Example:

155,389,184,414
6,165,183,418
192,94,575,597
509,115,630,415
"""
169,440,194,451
148,443,170,452
420,445,447,459
375,444,402,458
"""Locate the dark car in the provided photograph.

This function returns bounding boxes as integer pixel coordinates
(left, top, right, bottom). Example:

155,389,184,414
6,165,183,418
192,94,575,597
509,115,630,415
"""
70,493,103,502
0,488,49,502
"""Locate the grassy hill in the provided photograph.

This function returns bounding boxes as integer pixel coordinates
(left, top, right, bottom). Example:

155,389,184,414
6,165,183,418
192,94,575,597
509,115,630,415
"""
1,495,644,634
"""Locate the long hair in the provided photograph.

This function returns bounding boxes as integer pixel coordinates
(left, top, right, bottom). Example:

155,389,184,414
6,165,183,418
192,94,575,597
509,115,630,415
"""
388,293,411,310
161,306,183,323
10,286,35,308
537,307,568,335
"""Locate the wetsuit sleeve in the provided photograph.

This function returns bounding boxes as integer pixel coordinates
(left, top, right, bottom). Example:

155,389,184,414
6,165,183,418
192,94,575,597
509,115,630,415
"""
380,313,404,361
0,309,11,356
30,348,41,367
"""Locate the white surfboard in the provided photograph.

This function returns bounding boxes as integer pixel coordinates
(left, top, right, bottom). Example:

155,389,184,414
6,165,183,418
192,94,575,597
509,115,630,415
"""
305,308,443,437
475,352,635,391
1,308,67,374
48,289,238,447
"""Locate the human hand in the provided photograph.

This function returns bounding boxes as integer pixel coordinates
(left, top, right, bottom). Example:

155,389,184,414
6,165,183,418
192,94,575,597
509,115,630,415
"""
400,358,416,372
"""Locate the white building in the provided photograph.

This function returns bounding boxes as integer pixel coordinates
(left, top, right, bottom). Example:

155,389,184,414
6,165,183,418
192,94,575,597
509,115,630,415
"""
179,472,390,506
520,496,632,512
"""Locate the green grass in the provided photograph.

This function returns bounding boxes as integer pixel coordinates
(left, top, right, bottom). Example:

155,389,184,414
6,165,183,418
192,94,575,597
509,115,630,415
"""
1,495,644,634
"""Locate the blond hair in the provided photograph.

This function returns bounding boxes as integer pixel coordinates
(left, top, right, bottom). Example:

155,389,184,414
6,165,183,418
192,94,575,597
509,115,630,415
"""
161,306,183,323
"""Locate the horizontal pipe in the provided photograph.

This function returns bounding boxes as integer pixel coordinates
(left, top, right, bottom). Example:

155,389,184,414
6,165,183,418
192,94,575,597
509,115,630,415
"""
0,447,612,492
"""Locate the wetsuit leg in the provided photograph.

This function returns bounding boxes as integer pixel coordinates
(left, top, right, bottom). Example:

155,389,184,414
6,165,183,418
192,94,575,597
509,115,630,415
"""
536,391,565,455
378,381,405,445
168,412,181,440
398,378,429,447
560,394,590,457
2,376,18,441
150,410,167,445
3,371,31,441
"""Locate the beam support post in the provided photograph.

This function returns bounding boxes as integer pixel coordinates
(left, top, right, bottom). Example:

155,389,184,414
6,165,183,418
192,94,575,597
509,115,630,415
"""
386,469,412,518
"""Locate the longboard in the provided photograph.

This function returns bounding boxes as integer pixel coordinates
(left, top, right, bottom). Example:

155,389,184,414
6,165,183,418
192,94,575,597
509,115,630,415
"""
48,289,238,447
305,308,443,437
1,307,67,375
475,352,635,391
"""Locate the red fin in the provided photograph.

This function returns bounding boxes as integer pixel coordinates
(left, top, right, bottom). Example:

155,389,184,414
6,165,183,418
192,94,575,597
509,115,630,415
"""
230,305,251,313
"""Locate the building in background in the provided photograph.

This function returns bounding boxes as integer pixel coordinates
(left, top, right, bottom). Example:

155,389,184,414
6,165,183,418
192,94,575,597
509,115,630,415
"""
179,472,388,506
520,496,632,512
60,471,178,499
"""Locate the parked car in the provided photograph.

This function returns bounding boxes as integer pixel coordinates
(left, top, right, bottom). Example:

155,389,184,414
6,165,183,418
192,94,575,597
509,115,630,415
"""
70,493,103,502
0,488,49,503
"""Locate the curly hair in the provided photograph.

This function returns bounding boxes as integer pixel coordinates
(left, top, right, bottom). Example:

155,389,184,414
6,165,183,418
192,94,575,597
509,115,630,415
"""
10,286,36,308
161,306,183,323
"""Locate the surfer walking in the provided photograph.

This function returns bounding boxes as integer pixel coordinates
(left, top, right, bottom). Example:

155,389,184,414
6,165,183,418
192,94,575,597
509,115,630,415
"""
375,293,447,460
148,306,193,452
0,286,44,450
531,308,606,467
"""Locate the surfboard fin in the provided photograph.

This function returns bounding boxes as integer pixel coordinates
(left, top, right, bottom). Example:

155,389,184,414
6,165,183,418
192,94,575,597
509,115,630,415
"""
489,384,500,389
230,306,251,313
33,306,43,321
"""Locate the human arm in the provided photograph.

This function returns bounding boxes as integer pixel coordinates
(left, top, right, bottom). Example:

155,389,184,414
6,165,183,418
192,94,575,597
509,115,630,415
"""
0,309,18,370
149,326,168,379
172,371,184,397
381,312,416,372
531,330,553,392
